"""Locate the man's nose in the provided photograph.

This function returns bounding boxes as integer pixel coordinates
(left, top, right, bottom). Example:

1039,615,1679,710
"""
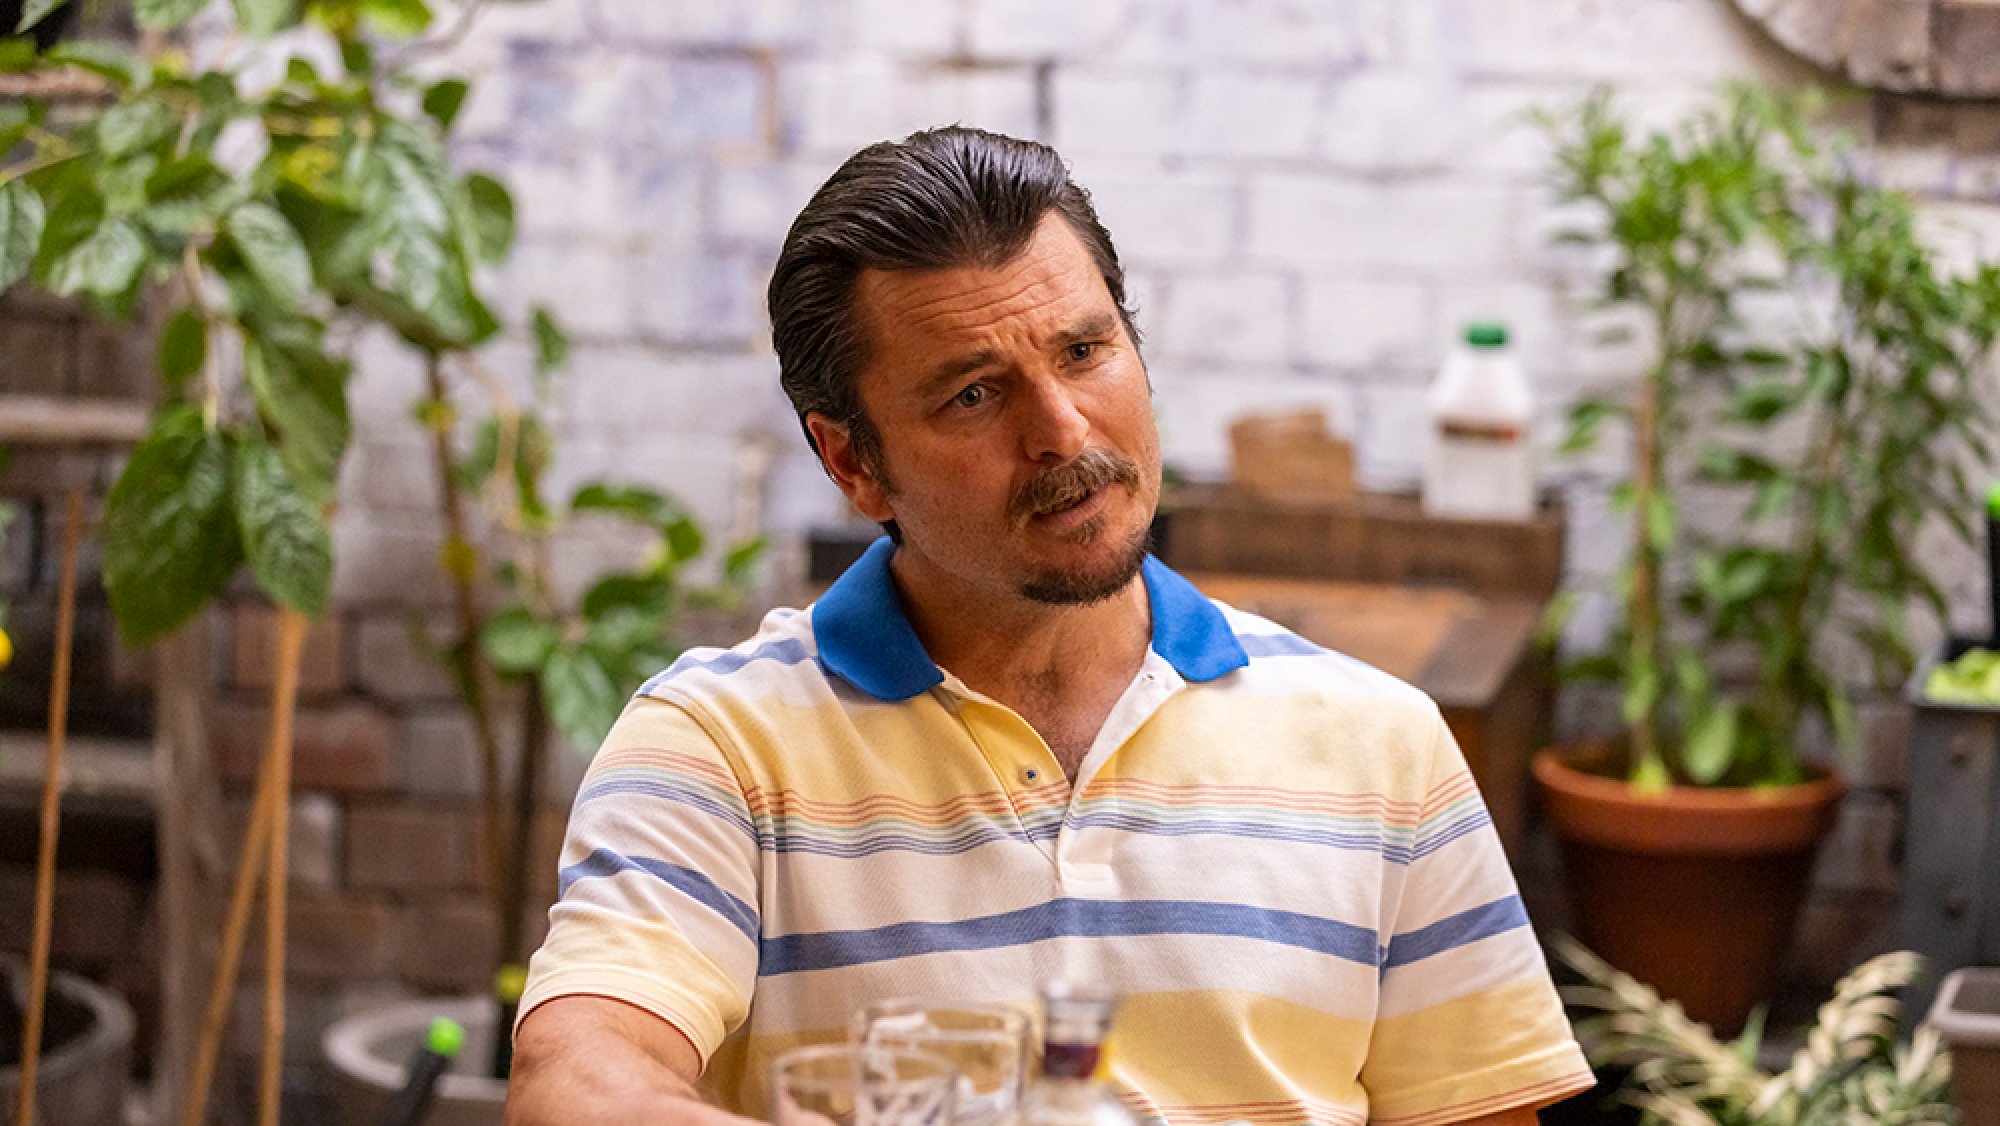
1019,377,1090,463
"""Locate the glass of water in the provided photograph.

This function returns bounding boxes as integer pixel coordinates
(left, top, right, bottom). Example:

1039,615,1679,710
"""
769,1043,959,1126
849,1000,1036,1126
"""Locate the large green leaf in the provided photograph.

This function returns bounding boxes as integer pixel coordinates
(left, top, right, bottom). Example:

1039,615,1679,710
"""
463,172,514,263
145,155,243,235
158,309,207,388
135,0,213,30
234,435,332,617
421,78,470,131
44,216,146,298
531,306,567,376
227,202,314,304
44,42,150,89
96,100,178,157
232,0,298,37
482,606,561,675
103,409,244,645
243,329,350,501
360,0,433,36
0,180,46,291
1683,703,1740,784
542,644,625,751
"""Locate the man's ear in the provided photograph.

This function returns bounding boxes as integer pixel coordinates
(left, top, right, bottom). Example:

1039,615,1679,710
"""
805,413,894,524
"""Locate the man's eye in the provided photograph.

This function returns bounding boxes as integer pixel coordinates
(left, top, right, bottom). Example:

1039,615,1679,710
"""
1067,342,1097,362
952,384,988,409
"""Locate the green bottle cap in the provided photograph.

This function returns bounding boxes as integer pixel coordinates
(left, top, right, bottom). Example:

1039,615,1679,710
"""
494,964,528,1003
1988,481,2000,519
426,1017,466,1058
1464,322,1508,349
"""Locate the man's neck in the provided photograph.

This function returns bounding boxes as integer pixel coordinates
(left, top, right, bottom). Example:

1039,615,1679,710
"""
889,551,1153,777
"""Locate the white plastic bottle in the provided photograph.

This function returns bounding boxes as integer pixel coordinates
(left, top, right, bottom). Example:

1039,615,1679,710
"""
1421,322,1537,520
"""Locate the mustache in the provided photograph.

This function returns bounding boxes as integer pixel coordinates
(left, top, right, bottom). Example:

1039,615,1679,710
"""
1009,448,1142,527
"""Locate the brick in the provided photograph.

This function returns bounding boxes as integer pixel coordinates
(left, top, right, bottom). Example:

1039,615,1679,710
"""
494,241,642,341
0,866,141,966
214,698,398,793
566,348,793,444
0,318,74,395
1319,72,1463,174
1300,278,1431,373
1247,176,1519,273
220,794,344,891
232,602,347,697
1154,272,1292,367
328,511,454,610
1176,0,1396,66
242,893,395,983
1071,168,1238,268
968,0,1132,58
401,705,527,800
1444,0,1778,82
906,65,1043,143
346,802,490,893
1051,71,1186,160
617,54,770,155
342,433,442,515
847,0,960,54
588,0,827,49
356,614,462,703
713,159,839,252
787,57,907,155
72,320,154,399
1183,73,1323,161
632,249,769,348
396,897,501,992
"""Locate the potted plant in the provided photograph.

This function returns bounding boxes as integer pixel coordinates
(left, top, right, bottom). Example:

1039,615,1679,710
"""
1558,937,1955,1124
1535,84,2000,1034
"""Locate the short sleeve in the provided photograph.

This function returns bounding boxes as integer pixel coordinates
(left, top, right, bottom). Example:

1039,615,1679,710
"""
1358,708,1594,1124
516,695,762,1066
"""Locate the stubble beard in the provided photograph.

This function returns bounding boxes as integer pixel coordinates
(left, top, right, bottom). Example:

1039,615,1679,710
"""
1019,517,1151,605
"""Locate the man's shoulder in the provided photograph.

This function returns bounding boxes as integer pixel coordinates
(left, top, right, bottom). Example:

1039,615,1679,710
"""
631,603,826,707
1205,597,1438,714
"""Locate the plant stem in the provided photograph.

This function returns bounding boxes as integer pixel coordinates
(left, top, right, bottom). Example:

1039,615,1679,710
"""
258,610,308,1126
503,674,548,972
1627,294,1672,782
14,489,83,1126
423,352,510,936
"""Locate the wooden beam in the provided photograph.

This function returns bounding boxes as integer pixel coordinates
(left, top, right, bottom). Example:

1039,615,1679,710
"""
0,396,150,447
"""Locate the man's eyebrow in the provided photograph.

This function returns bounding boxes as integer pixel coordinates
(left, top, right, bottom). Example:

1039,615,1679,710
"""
1051,313,1122,346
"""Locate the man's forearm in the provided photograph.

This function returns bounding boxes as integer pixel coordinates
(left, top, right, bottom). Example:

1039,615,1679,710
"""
506,996,753,1126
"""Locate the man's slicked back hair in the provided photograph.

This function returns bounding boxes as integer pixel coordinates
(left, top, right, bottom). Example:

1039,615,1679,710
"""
768,126,1138,474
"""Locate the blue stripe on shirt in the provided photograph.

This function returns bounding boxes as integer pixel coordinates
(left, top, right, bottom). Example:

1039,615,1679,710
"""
758,898,1382,976
559,849,761,941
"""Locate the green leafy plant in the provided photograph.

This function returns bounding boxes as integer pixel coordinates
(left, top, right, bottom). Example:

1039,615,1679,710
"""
1544,85,2000,790
1560,938,1955,1125
1,0,517,642
412,335,764,1012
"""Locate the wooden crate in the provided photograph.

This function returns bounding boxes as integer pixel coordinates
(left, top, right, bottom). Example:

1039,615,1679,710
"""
1159,483,1567,599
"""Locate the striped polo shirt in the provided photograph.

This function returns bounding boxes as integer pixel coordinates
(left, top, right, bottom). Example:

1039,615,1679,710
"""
521,538,1592,1125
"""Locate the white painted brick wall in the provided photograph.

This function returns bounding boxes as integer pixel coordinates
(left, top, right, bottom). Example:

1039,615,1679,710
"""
1154,272,1293,367
1183,73,1325,160
1299,278,1430,374
1247,176,1520,273
1071,167,1238,268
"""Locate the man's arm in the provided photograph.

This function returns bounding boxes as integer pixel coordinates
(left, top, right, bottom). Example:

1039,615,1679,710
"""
505,995,760,1126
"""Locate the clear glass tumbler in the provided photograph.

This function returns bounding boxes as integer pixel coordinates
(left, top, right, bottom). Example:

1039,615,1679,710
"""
849,999,1036,1126
769,1043,959,1126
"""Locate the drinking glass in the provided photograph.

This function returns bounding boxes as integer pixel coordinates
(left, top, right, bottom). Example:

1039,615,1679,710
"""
850,1000,1036,1126
769,1044,959,1126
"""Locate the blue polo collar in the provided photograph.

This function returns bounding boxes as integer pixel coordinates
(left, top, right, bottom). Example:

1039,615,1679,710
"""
812,536,1248,702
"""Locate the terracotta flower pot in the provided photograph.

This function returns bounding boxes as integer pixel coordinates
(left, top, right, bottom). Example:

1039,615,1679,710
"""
1533,743,1846,1036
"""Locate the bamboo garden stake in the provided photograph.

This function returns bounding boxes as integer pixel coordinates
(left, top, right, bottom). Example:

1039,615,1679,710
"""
14,489,84,1126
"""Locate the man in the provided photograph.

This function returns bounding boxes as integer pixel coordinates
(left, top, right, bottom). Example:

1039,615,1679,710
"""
507,127,1592,1126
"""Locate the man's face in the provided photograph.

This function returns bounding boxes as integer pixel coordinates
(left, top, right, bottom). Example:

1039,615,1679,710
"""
810,213,1161,607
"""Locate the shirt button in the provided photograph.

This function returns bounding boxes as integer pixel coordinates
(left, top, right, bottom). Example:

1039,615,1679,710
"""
1022,767,1040,783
